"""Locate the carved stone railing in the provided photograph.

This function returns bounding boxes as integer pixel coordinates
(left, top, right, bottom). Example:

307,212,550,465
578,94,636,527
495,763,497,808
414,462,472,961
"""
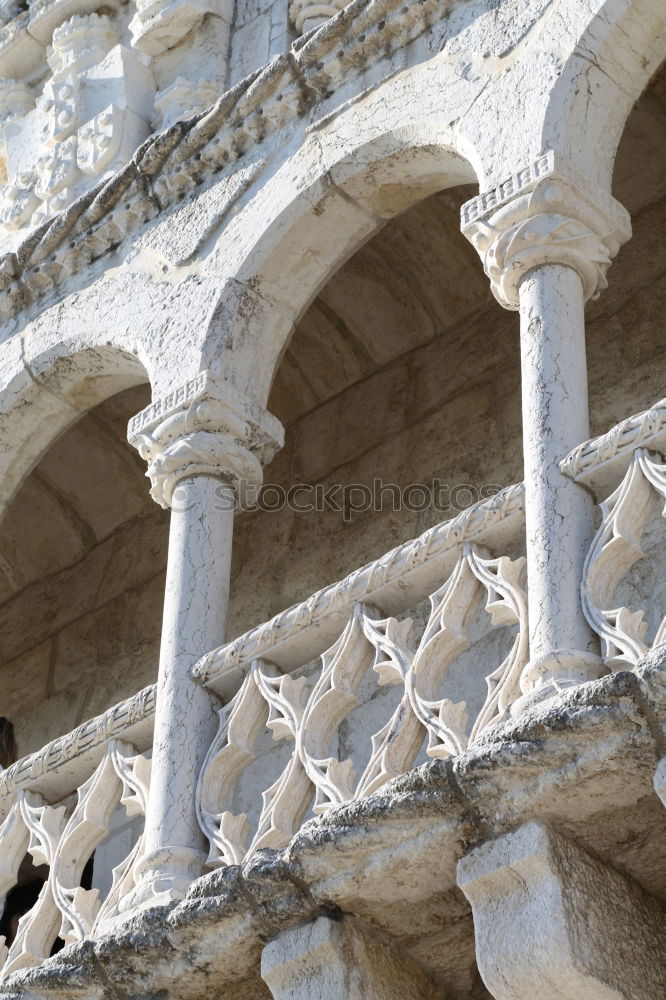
0,686,154,981
194,485,527,869
562,397,666,671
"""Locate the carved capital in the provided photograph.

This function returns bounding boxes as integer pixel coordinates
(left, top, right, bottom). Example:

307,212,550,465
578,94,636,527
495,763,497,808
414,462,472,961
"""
128,372,284,509
461,150,631,310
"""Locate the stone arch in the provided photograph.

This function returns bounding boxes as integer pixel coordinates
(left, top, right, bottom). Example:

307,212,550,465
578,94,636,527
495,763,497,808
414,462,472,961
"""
0,338,150,518
541,0,666,190
200,122,478,407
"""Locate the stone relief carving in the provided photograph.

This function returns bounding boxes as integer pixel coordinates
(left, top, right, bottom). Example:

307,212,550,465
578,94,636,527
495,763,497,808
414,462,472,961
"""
197,544,528,868
0,0,456,315
582,448,666,670
0,13,152,236
0,741,150,982
128,373,284,509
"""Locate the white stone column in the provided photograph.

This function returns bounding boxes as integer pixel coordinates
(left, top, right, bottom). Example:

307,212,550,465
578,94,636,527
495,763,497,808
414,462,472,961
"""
461,150,632,706
127,372,283,906
457,821,666,1000
261,916,442,1000
517,264,601,692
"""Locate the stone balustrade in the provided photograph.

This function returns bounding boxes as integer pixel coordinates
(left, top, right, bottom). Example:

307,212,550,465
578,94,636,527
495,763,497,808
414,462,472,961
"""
0,688,154,981
562,396,666,673
194,485,529,869
193,396,666,871
3,396,666,982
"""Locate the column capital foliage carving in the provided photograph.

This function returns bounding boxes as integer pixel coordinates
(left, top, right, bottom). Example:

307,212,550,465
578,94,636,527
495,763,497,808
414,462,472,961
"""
128,371,284,508
460,150,631,310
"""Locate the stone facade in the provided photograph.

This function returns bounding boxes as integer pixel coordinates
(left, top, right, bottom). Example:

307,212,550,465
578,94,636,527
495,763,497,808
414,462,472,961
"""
0,0,664,997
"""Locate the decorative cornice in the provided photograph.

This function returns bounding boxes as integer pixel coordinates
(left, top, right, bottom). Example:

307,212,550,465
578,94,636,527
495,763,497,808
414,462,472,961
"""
0,0,458,320
560,397,666,495
128,371,284,508
460,150,631,310
193,482,525,698
0,685,155,819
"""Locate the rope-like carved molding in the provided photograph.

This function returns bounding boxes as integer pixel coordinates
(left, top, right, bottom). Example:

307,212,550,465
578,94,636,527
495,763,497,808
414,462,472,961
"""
193,482,525,696
0,0,462,319
582,448,666,670
561,397,666,497
0,685,155,820
0,741,150,981
196,547,527,868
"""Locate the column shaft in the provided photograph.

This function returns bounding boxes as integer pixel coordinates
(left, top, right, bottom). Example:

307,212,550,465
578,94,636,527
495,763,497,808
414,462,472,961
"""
517,263,602,696
140,475,234,899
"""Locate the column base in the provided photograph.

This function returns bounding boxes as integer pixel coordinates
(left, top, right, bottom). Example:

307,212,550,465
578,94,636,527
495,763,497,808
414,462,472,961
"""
119,846,208,916
511,648,606,716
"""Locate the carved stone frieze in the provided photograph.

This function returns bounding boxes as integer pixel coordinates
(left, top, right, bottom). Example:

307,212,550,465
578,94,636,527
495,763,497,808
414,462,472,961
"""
46,12,117,79
460,150,631,310
0,13,152,239
0,0,455,315
128,371,284,508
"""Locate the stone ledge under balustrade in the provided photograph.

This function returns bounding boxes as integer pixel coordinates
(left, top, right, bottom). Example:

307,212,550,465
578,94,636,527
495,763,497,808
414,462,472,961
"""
0,661,663,999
